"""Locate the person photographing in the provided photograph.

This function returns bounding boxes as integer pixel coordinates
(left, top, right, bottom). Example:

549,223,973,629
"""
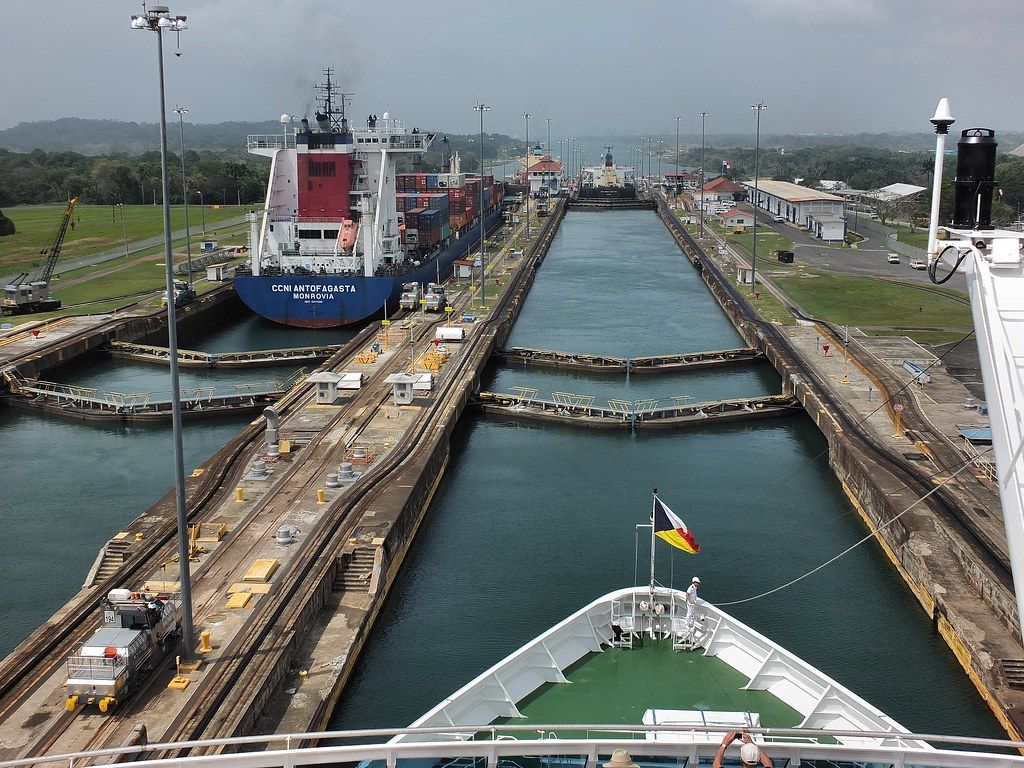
712,731,772,768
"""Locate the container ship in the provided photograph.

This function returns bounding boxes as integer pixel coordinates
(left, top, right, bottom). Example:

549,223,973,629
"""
235,70,504,328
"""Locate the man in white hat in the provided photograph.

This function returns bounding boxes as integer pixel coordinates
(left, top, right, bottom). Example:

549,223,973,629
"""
713,731,772,768
684,576,703,632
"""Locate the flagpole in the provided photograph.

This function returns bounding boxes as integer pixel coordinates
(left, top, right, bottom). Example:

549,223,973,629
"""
650,488,658,609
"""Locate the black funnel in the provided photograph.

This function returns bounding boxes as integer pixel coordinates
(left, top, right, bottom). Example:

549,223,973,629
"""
315,111,330,133
952,128,997,229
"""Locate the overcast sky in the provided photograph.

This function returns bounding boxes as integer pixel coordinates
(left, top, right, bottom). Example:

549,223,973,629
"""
3,0,1024,139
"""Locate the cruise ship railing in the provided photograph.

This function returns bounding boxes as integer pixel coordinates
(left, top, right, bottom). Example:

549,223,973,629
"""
6,725,1024,768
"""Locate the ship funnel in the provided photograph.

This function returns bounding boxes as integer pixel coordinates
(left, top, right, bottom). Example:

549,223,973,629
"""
952,128,998,229
315,111,330,133
301,117,311,133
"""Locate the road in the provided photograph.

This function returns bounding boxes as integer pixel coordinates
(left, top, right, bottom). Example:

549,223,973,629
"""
749,208,967,290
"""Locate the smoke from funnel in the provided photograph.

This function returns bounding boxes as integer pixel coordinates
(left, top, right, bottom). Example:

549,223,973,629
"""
952,128,997,229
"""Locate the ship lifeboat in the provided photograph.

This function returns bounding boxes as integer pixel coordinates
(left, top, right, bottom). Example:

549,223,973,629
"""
338,220,359,252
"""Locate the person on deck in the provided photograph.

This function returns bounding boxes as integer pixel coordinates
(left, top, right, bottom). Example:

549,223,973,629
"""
684,576,703,631
713,731,773,768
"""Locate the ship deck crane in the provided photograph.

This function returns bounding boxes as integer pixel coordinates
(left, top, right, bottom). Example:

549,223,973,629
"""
2,197,79,315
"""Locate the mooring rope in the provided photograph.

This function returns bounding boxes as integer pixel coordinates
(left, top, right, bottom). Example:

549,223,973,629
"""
715,451,988,606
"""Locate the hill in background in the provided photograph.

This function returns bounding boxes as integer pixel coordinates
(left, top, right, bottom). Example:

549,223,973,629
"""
0,118,285,155
7,118,1024,157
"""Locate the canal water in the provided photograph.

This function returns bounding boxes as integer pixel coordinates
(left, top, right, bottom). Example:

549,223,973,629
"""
0,315,356,656
329,211,1005,739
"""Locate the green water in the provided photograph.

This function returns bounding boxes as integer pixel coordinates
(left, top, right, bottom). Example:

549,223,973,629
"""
329,211,1005,739
0,315,356,656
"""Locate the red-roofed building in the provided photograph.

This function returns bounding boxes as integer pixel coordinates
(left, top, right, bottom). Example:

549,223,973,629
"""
665,171,699,191
517,150,564,196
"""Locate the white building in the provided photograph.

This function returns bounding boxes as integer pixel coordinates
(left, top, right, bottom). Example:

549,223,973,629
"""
742,179,845,240
719,207,754,229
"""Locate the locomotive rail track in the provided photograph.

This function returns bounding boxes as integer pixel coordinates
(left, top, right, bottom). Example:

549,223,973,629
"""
0,205,558,762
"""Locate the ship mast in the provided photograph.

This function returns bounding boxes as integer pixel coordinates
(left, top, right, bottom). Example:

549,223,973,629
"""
313,67,353,134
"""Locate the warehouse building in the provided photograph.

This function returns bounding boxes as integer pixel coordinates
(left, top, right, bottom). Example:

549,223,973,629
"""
741,179,845,240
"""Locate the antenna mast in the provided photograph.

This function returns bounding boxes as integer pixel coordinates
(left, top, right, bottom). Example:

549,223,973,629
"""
313,67,354,133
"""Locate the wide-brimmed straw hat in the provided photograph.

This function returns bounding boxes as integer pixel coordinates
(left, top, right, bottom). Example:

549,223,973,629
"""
603,749,639,768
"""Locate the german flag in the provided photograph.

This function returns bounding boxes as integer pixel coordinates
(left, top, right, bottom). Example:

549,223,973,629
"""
653,496,700,554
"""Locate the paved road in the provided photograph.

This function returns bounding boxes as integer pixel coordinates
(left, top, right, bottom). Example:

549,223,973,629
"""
750,209,966,290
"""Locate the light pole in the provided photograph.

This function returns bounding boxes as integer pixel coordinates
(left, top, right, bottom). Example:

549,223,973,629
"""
699,110,709,237
674,116,682,198
130,4,196,663
117,203,129,259
197,190,206,235
545,117,552,154
658,139,663,184
750,101,767,293
174,105,193,287
522,113,531,239
474,102,490,305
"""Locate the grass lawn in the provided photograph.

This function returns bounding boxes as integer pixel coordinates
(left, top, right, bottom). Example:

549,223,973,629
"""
862,328,972,346
0,204,245,272
893,224,928,249
709,221,795,264
772,269,971,329
748,287,795,325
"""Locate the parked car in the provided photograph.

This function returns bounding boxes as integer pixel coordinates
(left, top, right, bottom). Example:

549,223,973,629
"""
772,215,786,222
910,259,927,270
887,253,901,264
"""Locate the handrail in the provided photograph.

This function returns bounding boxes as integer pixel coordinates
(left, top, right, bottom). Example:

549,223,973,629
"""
4,724,1024,768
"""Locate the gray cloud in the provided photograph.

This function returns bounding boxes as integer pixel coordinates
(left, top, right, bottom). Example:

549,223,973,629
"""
1,0,1023,139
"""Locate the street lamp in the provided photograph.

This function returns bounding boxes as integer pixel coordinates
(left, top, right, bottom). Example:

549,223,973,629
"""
116,202,128,259
522,113,531,239
750,101,767,293
474,102,490,304
196,189,206,235
174,105,193,287
130,3,196,662
674,116,682,201
545,117,552,154
699,110,709,237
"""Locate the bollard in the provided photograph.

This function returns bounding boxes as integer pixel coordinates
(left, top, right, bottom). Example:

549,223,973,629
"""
316,488,326,504
235,487,244,503
263,406,280,458
199,630,213,654
298,669,309,684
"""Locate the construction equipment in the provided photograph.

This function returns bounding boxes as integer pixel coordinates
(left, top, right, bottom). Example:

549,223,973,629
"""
3,197,78,315
161,279,197,309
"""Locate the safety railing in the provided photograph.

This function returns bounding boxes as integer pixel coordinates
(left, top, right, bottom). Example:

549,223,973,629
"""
246,135,295,150
5,724,1024,768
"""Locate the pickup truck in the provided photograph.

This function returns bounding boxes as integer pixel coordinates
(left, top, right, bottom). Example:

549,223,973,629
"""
910,259,927,270
887,253,901,264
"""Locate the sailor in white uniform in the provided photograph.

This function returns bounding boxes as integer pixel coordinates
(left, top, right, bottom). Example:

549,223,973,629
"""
684,576,703,631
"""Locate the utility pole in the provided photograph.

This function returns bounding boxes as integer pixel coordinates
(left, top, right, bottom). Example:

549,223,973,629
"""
474,102,490,305
674,116,682,200
174,105,193,287
750,102,767,293
699,111,709,237
130,4,196,663
523,112,531,240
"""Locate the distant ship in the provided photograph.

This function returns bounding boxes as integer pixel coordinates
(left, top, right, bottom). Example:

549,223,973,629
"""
235,69,504,328
578,146,638,200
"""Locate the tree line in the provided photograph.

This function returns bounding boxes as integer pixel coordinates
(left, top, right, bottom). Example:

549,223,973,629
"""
672,144,1024,223
0,147,269,207
0,131,524,207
